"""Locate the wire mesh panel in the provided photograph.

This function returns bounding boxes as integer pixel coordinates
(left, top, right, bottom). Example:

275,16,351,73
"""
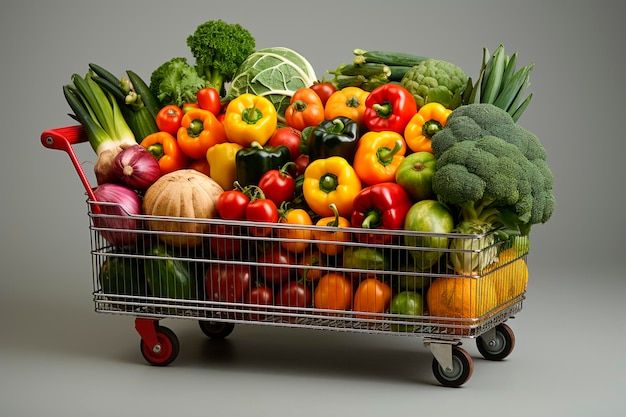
89,199,528,340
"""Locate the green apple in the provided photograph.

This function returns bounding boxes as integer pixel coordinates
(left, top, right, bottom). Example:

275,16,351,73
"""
394,151,437,201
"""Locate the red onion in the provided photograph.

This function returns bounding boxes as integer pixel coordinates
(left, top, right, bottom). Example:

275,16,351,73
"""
92,183,143,247
112,144,161,190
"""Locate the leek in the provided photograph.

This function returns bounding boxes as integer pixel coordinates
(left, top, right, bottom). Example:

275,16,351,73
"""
63,70,137,155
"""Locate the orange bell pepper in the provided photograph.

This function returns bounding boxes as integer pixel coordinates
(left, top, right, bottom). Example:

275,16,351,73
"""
284,87,325,131
352,131,407,185
324,87,369,126
140,131,189,175
313,203,351,256
177,108,227,159
403,102,452,153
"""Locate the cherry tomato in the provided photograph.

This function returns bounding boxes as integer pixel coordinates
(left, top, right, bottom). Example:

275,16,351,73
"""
310,82,337,107
246,199,279,237
268,126,302,160
257,164,296,207
206,263,252,303
276,281,312,308
196,87,222,115
257,243,296,285
156,105,183,136
216,189,250,220
278,208,313,254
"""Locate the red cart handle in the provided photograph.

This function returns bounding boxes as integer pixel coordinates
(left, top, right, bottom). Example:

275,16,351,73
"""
40,125,97,202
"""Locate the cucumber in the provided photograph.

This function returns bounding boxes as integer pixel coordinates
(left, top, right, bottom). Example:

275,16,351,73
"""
126,70,160,119
353,49,428,67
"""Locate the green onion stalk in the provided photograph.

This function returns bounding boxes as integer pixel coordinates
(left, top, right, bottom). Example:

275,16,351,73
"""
63,70,137,156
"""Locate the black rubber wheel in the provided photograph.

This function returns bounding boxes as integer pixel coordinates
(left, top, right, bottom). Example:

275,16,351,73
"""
199,320,235,339
476,323,516,361
432,345,474,387
140,325,179,366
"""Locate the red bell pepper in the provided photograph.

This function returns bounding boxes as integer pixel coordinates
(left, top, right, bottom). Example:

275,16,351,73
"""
363,84,417,134
350,182,413,244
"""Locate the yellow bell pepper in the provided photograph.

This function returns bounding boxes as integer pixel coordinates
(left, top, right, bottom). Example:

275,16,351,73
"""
403,102,452,153
353,131,407,185
303,156,362,218
206,142,243,190
223,93,278,147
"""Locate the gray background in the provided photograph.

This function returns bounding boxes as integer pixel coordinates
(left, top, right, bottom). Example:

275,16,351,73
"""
2,0,624,416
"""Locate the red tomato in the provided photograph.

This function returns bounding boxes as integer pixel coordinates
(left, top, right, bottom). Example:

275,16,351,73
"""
245,199,279,237
257,167,296,207
196,87,222,115
156,105,183,136
268,126,302,160
206,263,252,303
310,82,337,107
216,189,250,220
276,281,312,308
257,243,297,285
208,224,242,259
244,285,275,320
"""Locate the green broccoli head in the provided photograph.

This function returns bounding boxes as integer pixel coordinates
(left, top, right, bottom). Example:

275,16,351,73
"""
149,57,206,108
186,20,256,94
432,118,555,236
432,103,547,162
400,58,468,109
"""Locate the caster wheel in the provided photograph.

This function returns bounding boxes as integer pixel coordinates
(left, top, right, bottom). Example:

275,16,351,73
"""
477,323,515,361
199,320,235,339
432,345,474,387
140,325,179,366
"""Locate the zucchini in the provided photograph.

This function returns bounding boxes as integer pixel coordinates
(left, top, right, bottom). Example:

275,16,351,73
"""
353,49,428,67
332,62,391,78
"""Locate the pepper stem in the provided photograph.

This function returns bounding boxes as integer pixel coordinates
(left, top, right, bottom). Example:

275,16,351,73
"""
319,173,338,194
422,119,444,139
325,203,340,227
327,118,346,134
361,208,382,229
377,139,403,166
242,105,263,125
146,143,164,160
372,102,392,119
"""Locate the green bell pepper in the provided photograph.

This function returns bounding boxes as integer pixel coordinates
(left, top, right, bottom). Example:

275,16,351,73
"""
235,141,291,186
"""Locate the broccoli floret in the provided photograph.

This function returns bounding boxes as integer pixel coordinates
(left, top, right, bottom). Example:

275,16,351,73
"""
186,19,256,95
149,57,206,108
431,103,555,236
400,58,468,110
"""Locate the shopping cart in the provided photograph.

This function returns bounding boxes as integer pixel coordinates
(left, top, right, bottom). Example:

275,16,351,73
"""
41,125,529,387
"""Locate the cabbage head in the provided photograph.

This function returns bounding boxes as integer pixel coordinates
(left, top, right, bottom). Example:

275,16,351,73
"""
224,47,317,120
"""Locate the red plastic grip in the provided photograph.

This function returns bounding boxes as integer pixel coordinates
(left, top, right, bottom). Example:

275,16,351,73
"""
40,125,97,201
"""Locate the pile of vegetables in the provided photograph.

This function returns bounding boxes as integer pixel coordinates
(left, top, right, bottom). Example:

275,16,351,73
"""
62,20,554,324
